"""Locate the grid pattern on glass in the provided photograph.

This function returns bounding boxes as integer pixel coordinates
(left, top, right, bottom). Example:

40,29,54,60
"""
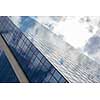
0,16,68,83
0,49,19,83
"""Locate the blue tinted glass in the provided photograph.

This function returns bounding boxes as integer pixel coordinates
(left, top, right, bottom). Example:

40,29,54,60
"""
41,57,46,63
34,49,39,55
25,39,30,46
36,62,43,70
43,73,52,82
50,67,55,74
44,60,51,69
28,49,33,58
37,52,43,60
31,55,36,62
31,45,37,53
49,76,57,83
30,66,47,82
32,58,40,67
41,66,48,72
23,44,28,52
59,77,66,83
53,70,61,81
0,16,67,83
18,39,24,47
0,49,19,83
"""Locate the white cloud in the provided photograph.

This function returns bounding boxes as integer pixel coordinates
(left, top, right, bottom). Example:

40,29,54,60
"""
33,16,62,30
53,17,98,48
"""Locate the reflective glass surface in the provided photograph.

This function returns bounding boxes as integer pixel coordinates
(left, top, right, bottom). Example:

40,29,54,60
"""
0,48,19,83
0,16,67,83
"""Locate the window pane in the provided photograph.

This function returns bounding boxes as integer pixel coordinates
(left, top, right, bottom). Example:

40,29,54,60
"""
59,77,66,83
50,67,55,74
25,39,30,46
31,55,36,62
49,76,57,83
53,70,61,81
32,58,40,67
23,44,28,52
18,39,24,48
44,60,51,69
31,45,37,53
43,73,52,82
34,49,39,55
41,57,46,63
37,52,43,60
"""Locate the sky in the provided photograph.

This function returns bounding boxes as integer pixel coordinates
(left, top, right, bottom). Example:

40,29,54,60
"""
31,16,99,49
9,16,100,64
53,17,94,48
33,16,100,63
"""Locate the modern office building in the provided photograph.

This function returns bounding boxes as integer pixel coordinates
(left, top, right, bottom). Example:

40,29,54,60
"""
0,16,68,83
0,16,100,83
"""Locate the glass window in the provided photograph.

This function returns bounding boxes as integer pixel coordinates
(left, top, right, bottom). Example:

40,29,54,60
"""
13,27,18,34
28,50,34,59
31,55,36,62
21,35,25,41
34,49,39,55
24,44,32,57
59,77,66,83
43,73,52,82
23,43,28,52
39,62,43,68
31,45,37,53
41,57,46,63
16,32,22,39
36,62,43,71
6,33,11,38
20,50,26,57
50,67,55,74
49,76,57,83
25,39,30,46
37,52,43,60
23,36,27,42
16,45,20,52
12,36,16,42
28,63,34,69
41,66,48,72
44,60,51,69
8,23,14,31
32,58,40,67
53,70,61,81
0,50,19,82
0,24,3,31
2,21,6,27
17,39,24,48
4,23,8,31
1,17,67,83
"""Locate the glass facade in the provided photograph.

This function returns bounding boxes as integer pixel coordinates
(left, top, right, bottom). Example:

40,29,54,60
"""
0,16,67,83
0,48,19,82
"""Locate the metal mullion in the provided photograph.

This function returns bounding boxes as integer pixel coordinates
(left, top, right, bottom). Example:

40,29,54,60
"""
29,56,43,80
48,69,57,82
40,59,55,82
0,35,29,82
20,42,26,57
29,57,40,72
27,47,37,66
14,32,22,48
58,75,63,83
29,53,44,78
